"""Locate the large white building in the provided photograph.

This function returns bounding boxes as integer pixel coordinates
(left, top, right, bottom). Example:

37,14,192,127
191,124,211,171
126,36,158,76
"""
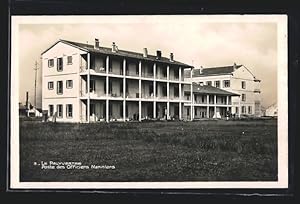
41,39,243,122
41,39,196,122
184,64,262,117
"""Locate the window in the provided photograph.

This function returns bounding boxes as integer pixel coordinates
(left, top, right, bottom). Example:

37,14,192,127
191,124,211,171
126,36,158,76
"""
187,107,190,116
202,95,205,103
49,105,54,116
214,81,220,88
67,56,72,64
194,95,197,102
223,80,230,88
207,81,212,86
66,104,73,118
248,106,252,114
66,80,73,89
242,81,246,89
235,107,239,114
242,94,246,101
90,80,96,93
195,108,197,116
242,106,246,114
48,81,54,90
48,59,54,67
57,58,63,71
57,104,63,118
57,81,63,94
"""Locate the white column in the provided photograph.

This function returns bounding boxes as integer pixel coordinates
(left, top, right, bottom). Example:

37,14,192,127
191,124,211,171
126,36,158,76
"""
167,65,170,120
190,91,193,121
106,56,109,74
214,95,217,118
238,96,241,118
179,83,182,120
179,102,182,120
87,53,90,123
190,68,193,121
226,96,229,111
153,63,156,119
179,67,182,81
139,61,142,121
123,58,126,121
206,94,209,118
106,56,109,122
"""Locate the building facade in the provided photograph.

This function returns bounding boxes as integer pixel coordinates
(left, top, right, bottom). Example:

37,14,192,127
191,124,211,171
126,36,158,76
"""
183,83,240,120
42,39,195,122
184,64,262,117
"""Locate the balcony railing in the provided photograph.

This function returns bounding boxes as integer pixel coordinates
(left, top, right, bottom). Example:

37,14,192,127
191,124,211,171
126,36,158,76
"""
141,72,154,78
126,71,139,77
169,96,180,100
110,93,123,98
80,90,106,98
109,68,123,75
169,75,179,81
194,100,207,104
126,93,140,98
157,96,168,99
157,75,167,80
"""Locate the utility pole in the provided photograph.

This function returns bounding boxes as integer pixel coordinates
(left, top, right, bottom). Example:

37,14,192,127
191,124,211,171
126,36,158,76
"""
34,61,39,108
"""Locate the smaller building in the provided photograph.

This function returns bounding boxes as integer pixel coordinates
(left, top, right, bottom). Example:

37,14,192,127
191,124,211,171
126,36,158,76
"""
27,107,43,117
184,63,262,117
265,103,277,117
183,83,240,120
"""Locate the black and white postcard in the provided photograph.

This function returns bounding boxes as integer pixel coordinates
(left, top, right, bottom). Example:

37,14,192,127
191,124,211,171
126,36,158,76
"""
10,15,288,189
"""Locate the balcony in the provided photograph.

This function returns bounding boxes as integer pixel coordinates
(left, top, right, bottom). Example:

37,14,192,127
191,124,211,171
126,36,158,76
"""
169,75,180,81
141,93,154,99
141,72,154,79
169,96,180,100
80,90,106,98
109,92,123,99
109,69,123,76
126,92,140,99
126,71,139,77
156,75,167,80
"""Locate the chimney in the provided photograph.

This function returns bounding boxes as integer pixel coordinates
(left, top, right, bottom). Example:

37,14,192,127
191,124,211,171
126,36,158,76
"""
25,91,29,109
143,48,148,58
94,38,99,49
170,53,174,62
112,42,118,52
156,50,162,60
233,62,237,70
199,66,203,74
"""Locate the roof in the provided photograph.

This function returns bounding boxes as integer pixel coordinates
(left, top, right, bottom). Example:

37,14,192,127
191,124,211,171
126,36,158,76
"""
184,83,240,96
184,64,243,78
42,39,193,68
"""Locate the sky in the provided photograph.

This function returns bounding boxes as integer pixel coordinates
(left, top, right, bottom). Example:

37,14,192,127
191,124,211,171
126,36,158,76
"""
17,16,278,108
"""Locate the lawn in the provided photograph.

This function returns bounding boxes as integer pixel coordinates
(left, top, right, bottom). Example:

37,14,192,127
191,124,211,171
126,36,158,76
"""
19,119,277,182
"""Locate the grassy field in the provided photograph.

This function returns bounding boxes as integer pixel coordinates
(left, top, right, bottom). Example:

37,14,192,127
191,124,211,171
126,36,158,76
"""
20,119,277,182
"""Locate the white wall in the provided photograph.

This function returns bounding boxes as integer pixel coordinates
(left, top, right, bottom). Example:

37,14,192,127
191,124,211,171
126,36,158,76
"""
187,66,261,116
42,41,86,122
